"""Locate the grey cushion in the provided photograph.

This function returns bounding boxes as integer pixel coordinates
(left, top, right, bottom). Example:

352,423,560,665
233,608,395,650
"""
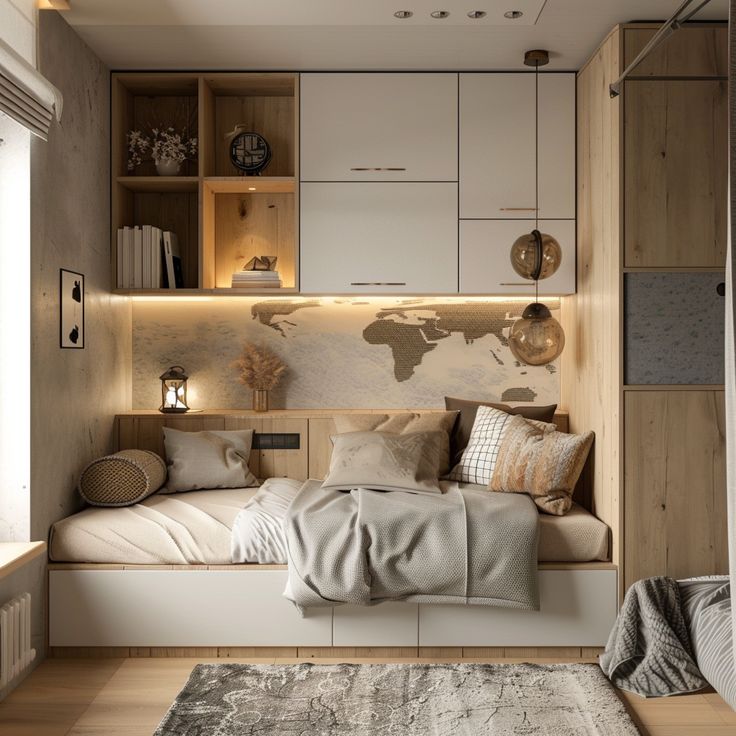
321,431,443,496
162,427,258,493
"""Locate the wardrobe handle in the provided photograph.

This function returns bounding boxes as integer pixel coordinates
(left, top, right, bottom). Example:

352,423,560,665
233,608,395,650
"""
350,282,407,286
500,282,535,287
499,207,538,212
350,167,407,172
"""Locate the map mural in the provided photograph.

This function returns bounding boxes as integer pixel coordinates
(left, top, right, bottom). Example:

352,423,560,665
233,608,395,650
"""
132,298,560,409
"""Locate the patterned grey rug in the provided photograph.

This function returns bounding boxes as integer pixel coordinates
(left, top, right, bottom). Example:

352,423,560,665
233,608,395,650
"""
154,662,640,735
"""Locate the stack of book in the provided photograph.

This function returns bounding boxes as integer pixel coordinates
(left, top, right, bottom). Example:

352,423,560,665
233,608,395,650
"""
116,226,183,289
231,256,282,289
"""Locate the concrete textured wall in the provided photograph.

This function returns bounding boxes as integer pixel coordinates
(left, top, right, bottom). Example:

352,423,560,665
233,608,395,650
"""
26,11,131,653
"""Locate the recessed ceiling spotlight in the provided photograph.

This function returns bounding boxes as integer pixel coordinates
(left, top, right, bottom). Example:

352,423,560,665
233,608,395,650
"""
430,10,450,18
394,10,413,19
467,10,487,19
504,10,523,19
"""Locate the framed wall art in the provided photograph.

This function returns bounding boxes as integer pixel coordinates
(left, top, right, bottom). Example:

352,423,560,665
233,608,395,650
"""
60,268,84,349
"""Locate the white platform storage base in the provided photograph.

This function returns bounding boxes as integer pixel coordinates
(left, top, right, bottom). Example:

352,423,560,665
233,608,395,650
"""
49,568,617,648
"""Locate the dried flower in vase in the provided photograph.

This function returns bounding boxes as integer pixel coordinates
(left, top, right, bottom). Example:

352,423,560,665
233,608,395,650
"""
233,342,287,390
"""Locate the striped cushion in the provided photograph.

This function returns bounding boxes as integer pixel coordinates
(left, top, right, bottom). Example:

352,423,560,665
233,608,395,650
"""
680,577,736,709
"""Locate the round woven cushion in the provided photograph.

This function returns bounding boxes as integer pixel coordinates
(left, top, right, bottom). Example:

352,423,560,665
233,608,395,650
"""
78,449,167,507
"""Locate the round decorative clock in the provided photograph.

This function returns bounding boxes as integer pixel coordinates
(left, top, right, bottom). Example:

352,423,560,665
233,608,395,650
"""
229,131,271,175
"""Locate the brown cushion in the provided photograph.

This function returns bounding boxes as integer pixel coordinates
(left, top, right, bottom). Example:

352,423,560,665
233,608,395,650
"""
78,449,166,507
444,396,558,466
489,414,594,516
333,411,458,476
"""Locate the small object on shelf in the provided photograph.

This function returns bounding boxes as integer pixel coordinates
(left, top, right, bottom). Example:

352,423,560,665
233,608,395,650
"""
226,125,271,176
127,127,198,176
163,231,184,289
159,365,190,413
232,255,281,288
232,342,287,412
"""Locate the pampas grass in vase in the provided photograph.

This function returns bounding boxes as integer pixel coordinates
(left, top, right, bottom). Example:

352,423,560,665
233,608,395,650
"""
233,342,287,412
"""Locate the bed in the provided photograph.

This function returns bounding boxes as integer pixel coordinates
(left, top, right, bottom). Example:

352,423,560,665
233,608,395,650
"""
48,410,619,652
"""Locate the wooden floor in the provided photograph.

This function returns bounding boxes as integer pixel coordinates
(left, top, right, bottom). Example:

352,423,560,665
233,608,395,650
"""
0,656,734,735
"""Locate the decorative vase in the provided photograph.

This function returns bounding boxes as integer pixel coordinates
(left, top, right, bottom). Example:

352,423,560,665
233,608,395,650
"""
155,158,182,176
252,389,269,413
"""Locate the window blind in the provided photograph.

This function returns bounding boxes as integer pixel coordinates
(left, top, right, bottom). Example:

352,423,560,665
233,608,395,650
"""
0,37,62,140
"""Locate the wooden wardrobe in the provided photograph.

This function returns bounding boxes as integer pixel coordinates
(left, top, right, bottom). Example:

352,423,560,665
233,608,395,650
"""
561,22,728,597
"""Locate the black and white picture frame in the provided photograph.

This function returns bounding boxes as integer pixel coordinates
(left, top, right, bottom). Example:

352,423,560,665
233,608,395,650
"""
60,269,84,349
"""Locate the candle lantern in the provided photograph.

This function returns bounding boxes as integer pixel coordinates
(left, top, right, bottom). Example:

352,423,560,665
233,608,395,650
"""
159,365,190,413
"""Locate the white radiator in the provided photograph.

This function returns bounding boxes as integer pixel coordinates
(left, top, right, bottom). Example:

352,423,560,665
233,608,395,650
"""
0,593,35,692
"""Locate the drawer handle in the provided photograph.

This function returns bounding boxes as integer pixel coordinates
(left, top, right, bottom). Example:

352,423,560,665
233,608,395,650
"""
350,282,407,286
350,167,407,172
499,207,538,212
500,282,535,286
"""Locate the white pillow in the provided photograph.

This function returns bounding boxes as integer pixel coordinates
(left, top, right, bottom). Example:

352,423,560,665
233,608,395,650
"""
446,405,513,485
321,430,444,496
162,427,258,493
231,478,302,564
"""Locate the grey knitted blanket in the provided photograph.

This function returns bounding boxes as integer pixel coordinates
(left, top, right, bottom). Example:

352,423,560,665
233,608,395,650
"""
283,480,539,611
601,576,708,697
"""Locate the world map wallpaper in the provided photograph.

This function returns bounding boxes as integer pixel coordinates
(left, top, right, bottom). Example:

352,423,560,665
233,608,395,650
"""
132,298,560,410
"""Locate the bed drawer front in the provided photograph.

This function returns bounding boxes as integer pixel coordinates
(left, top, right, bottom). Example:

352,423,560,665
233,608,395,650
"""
49,570,332,647
418,570,617,647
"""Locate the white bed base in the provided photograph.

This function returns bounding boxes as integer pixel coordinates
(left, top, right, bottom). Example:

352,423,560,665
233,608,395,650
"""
49,565,617,648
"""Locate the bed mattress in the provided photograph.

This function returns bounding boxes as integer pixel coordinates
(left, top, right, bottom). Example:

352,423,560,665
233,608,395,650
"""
49,484,610,565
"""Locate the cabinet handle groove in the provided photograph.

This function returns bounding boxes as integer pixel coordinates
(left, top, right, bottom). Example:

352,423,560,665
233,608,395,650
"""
499,207,538,212
350,282,407,286
350,167,407,172
500,282,535,286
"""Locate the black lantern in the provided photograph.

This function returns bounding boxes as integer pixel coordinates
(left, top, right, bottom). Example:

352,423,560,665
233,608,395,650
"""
159,365,190,413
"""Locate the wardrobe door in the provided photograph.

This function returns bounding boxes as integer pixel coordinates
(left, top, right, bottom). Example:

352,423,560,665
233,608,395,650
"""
460,219,575,295
624,80,727,268
624,391,727,590
300,182,458,294
300,73,458,182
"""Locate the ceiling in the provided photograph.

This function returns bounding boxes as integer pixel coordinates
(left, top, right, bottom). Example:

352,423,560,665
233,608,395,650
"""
61,0,729,70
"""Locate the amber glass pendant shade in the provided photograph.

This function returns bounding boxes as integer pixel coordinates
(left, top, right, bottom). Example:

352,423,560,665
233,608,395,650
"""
509,302,565,366
510,230,562,281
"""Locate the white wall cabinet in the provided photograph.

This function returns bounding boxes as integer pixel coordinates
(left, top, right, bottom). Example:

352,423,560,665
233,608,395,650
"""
460,219,576,295
300,182,458,294
460,73,575,220
300,73,458,182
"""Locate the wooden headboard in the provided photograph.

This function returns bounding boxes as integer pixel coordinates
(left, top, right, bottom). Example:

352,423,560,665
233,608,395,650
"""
115,409,570,482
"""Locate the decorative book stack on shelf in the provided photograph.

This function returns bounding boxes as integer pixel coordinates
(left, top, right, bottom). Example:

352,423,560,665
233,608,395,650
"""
111,73,298,295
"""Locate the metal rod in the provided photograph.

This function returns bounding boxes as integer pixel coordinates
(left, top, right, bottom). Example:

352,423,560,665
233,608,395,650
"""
609,0,714,98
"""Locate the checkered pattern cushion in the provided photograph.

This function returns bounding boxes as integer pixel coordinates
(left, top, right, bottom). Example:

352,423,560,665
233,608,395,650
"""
447,405,512,484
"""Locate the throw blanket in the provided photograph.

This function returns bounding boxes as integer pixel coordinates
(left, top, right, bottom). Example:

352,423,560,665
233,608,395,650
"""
601,576,707,697
283,479,539,611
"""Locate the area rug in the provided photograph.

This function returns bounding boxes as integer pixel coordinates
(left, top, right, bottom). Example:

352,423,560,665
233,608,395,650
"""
153,662,640,735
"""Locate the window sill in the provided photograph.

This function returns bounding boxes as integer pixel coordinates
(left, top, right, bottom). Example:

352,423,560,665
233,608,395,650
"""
0,542,46,581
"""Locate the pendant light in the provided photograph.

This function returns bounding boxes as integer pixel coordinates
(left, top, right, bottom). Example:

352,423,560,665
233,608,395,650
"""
508,48,565,367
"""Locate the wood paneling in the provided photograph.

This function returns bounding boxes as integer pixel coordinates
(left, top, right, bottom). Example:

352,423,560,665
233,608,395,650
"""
624,391,727,588
561,28,623,568
624,80,727,268
624,26,728,78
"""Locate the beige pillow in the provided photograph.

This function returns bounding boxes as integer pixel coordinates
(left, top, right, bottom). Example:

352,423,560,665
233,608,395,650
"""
333,411,457,475
489,415,594,516
78,449,166,507
162,427,258,493
321,431,444,496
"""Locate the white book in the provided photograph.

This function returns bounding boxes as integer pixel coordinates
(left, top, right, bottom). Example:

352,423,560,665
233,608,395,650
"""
163,231,182,289
116,228,124,288
123,226,133,289
142,225,152,289
151,227,162,288
132,227,143,288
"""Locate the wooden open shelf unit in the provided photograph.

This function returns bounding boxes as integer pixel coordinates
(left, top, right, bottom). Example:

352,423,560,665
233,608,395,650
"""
111,72,299,294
